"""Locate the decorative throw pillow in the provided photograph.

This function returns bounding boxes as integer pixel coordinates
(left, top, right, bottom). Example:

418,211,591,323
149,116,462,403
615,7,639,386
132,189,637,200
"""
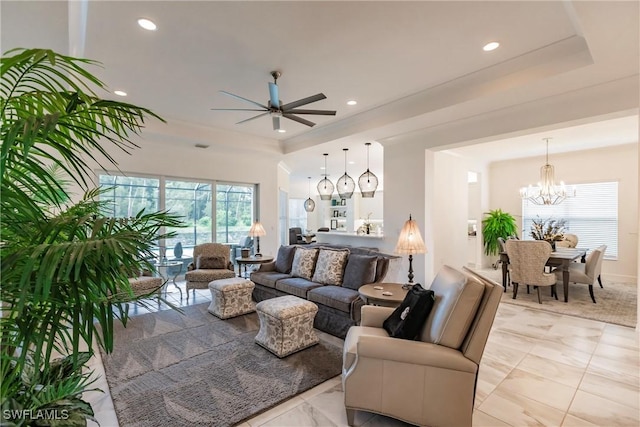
290,247,319,280
275,245,297,274
311,248,350,285
197,255,226,269
341,255,378,290
383,284,436,340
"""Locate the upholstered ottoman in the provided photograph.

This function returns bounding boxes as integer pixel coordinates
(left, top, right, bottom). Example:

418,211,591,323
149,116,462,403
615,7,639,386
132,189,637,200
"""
255,295,319,357
207,277,256,319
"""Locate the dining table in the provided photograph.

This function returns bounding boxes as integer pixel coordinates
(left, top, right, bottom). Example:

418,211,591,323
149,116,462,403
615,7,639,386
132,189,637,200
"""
500,247,587,303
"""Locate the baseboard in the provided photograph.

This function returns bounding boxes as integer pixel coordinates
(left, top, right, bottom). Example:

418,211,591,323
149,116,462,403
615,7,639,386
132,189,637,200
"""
602,273,637,284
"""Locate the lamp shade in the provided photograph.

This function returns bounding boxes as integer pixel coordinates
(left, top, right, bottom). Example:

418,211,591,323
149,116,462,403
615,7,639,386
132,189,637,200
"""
248,221,266,237
395,215,426,254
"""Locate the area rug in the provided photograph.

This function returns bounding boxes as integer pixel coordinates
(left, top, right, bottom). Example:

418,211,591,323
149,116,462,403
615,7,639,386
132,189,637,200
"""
473,268,637,327
100,303,343,426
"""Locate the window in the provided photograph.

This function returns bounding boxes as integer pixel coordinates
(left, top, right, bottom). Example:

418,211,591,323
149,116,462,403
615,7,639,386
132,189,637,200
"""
98,173,257,258
165,180,212,251
522,181,618,259
216,183,255,244
288,198,308,231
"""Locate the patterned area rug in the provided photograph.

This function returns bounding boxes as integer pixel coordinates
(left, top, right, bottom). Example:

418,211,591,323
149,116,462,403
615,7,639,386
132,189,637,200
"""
473,268,637,327
100,303,343,426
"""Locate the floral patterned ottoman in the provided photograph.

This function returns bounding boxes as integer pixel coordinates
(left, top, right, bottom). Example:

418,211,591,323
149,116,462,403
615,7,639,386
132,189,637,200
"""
207,277,256,319
255,295,319,357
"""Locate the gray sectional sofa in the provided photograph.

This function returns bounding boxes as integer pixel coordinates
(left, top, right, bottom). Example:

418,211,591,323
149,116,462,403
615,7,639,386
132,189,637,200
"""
250,244,401,338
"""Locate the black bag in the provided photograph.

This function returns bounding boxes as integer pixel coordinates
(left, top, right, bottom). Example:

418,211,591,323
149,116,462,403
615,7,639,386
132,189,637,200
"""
383,284,435,340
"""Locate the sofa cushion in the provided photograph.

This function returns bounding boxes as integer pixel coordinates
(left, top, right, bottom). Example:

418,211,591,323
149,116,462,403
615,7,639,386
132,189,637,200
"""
250,271,291,289
275,277,323,299
312,248,349,285
197,255,226,270
307,286,360,314
419,265,484,349
275,245,297,274
290,247,319,280
342,255,378,290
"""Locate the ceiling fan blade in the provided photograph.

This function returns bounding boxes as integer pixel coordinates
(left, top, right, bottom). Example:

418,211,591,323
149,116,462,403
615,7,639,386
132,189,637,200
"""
269,82,280,108
283,113,316,127
236,112,269,125
272,115,280,131
210,108,267,111
220,90,268,109
286,109,336,116
281,93,327,110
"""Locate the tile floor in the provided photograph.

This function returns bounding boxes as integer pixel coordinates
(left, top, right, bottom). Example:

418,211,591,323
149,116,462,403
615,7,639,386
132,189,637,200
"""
86,271,640,427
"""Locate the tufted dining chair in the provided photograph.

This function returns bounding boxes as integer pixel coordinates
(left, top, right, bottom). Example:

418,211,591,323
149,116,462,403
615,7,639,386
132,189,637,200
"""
506,240,557,304
553,245,606,303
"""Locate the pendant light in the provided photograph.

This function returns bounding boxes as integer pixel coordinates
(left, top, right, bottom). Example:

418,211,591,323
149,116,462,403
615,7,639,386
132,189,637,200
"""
337,148,355,199
304,177,315,212
317,153,334,200
358,142,379,198
519,137,575,205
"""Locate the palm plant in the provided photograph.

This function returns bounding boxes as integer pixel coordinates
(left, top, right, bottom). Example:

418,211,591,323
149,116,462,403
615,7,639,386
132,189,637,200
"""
481,209,518,256
1,48,182,425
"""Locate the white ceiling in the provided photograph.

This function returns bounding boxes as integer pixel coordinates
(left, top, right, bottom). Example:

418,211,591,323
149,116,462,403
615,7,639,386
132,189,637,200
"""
2,1,638,196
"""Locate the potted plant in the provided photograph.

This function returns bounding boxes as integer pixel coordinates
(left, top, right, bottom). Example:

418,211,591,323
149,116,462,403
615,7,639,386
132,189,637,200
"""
530,217,566,250
481,209,518,256
1,48,182,425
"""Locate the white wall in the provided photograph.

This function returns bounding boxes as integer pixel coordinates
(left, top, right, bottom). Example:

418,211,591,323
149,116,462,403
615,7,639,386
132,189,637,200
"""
489,143,638,282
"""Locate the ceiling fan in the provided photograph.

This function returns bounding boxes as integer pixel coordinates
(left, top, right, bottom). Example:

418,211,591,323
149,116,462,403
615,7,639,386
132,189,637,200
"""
211,71,336,131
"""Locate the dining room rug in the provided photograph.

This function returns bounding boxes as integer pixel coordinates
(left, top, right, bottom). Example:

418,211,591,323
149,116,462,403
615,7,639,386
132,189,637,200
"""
479,268,637,327
99,303,343,426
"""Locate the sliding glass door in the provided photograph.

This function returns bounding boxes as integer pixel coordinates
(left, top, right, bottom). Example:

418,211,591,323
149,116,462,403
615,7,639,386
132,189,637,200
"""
216,183,255,245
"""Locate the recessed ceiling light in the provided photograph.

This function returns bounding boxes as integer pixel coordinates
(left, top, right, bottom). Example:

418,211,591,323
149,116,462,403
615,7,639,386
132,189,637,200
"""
320,166,326,170
114,90,127,96
483,41,500,51
348,161,355,165
277,129,286,133
137,18,157,31
347,100,357,106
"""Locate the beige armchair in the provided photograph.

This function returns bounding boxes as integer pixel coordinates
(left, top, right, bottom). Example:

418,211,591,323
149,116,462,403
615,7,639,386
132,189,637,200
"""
506,239,557,303
553,245,606,303
342,266,502,427
185,243,235,297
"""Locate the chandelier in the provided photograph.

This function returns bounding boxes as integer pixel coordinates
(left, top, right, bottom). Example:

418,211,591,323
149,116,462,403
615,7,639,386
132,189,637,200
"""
304,177,315,212
316,153,334,200
520,138,575,205
358,142,379,198
337,148,355,199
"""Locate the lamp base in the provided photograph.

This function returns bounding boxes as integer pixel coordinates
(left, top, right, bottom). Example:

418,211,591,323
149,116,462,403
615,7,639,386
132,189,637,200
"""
402,283,413,290
254,253,262,257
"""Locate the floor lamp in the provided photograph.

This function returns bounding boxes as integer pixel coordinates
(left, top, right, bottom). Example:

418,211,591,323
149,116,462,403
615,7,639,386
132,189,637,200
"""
249,221,266,257
395,214,427,290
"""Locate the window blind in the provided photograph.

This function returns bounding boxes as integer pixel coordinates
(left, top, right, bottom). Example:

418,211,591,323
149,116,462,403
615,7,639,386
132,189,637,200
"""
522,181,618,259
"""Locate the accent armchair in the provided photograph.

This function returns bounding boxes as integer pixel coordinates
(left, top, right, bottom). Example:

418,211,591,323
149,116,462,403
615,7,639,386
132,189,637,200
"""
342,266,502,427
185,243,235,298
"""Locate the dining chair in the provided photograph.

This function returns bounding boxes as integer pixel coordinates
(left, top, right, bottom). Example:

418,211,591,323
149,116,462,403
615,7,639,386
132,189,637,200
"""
505,240,557,304
556,233,579,248
553,245,606,303
497,237,511,292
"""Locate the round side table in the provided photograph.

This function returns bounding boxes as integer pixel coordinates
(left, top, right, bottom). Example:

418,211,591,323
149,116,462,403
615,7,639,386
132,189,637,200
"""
236,255,274,278
358,283,408,308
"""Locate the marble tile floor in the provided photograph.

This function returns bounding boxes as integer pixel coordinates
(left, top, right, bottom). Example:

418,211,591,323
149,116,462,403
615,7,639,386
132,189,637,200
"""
86,277,639,427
